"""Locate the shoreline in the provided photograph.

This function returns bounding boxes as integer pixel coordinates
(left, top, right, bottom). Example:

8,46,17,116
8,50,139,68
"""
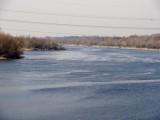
1,45,159,60
64,44,160,51
0,56,6,60
23,48,32,51
0,55,24,60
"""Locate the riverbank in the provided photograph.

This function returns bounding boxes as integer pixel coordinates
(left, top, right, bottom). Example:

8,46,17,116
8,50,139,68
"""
0,56,6,60
55,34,160,50
0,55,24,60
0,47,65,60
0,32,65,60
92,45,160,51
65,44,160,51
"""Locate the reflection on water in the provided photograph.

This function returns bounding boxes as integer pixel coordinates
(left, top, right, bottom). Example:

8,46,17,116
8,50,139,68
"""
0,46,160,120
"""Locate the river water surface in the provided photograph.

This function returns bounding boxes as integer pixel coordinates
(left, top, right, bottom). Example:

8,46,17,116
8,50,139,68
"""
0,46,160,120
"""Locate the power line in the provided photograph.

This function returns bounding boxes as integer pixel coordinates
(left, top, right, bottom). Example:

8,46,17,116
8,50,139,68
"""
0,18,160,30
0,9,159,21
1,28,81,36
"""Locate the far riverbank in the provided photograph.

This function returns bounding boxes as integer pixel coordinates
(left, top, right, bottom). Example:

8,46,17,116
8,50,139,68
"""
65,44,160,51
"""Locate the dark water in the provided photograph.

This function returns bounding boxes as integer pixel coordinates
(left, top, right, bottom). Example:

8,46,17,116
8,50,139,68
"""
0,46,160,120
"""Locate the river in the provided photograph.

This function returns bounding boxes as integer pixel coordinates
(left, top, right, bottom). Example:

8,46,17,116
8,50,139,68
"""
0,46,160,120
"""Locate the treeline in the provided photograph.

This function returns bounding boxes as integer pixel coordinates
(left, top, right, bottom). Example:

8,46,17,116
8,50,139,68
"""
1,32,160,58
50,34,160,49
0,32,64,59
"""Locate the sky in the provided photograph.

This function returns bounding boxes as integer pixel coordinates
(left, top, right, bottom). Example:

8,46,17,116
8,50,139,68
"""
0,0,160,37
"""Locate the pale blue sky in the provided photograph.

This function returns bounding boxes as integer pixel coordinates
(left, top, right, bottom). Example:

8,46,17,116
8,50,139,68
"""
0,0,160,37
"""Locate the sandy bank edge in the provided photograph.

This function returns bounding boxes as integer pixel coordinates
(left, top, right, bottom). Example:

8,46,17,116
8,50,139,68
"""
65,44,160,51
0,56,6,60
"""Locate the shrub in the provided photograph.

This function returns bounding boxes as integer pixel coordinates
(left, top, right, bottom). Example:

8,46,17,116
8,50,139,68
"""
0,33,23,58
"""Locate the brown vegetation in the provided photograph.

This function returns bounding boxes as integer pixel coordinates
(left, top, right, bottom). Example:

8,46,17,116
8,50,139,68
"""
0,33,23,59
51,34,160,50
1,32,159,59
0,32,65,59
22,36,65,51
